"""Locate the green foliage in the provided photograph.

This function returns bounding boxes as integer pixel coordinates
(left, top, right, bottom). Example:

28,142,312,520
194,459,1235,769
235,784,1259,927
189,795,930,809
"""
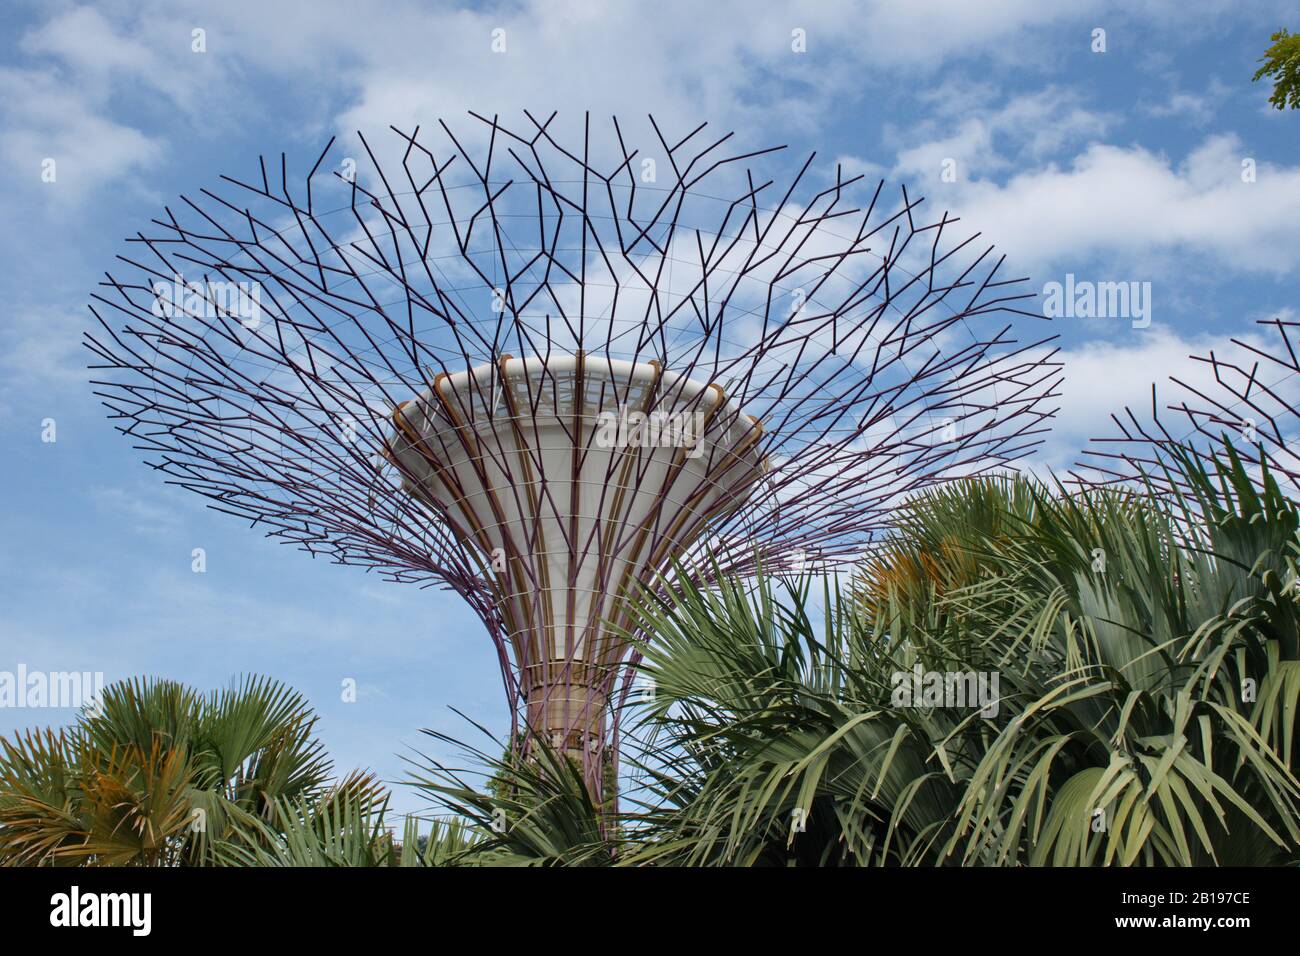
604,444,1300,865
10,441,1300,867
0,676,385,866
409,724,612,866
1253,28,1300,110
214,788,482,867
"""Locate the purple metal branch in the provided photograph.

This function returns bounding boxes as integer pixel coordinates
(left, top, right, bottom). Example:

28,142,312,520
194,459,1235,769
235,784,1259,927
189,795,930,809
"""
86,113,1061,797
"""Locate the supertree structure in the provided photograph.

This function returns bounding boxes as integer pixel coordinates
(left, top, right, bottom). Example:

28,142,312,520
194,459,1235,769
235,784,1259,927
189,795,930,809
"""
85,112,1061,795
1073,318,1300,498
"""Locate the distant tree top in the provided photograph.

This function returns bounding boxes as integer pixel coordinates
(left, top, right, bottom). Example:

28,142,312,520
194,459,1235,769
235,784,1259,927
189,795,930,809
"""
1253,28,1300,110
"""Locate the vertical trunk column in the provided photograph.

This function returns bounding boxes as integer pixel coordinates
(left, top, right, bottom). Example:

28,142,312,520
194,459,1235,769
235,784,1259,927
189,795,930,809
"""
523,664,608,759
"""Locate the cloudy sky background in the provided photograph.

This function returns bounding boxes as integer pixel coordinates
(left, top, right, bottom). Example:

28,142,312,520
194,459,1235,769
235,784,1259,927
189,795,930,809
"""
1,0,1297,820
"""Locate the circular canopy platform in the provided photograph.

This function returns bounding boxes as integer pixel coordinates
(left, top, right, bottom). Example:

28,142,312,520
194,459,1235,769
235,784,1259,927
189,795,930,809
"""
386,353,766,746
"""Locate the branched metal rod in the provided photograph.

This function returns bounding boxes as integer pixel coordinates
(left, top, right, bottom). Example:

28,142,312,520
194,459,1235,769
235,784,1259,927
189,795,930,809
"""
1073,318,1300,498
88,114,1061,798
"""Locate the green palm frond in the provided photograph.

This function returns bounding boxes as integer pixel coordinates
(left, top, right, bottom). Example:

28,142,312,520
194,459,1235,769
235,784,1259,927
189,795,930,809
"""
0,675,379,866
408,723,612,866
613,443,1300,866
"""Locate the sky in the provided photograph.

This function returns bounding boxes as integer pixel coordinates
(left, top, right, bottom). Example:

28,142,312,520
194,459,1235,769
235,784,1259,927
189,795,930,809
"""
1,0,1298,822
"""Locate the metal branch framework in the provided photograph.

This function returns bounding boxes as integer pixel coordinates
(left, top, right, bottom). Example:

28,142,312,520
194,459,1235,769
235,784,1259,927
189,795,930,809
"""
1073,318,1300,497
86,112,1061,790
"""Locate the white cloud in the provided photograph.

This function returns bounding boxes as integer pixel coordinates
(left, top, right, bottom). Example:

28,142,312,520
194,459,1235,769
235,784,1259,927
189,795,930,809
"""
891,87,1115,182
20,5,230,113
22,7,166,86
936,134,1300,275
1049,327,1217,459
1140,78,1231,126
0,66,164,203
0,310,89,395
103,0,1113,147
1031,320,1300,475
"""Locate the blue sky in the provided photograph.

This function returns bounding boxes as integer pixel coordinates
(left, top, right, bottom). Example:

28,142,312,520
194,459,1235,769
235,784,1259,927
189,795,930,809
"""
1,0,1298,820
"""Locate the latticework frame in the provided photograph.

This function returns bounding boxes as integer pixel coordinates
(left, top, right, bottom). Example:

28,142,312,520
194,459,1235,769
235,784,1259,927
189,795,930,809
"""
85,112,1061,791
1073,318,1300,500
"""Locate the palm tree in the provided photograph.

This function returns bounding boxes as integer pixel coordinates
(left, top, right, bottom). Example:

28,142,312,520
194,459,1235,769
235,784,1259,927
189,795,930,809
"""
611,444,1300,865
44,443,1293,867
0,675,383,866
216,798,481,867
408,726,613,866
